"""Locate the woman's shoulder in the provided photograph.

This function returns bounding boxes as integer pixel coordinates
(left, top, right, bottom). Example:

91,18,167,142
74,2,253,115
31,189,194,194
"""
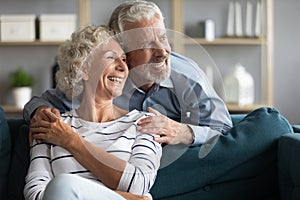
125,109,153,122
60,110,78,119
60,110,81,126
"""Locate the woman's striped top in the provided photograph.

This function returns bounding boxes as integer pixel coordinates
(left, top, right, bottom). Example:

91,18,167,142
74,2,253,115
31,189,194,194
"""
24,109,162,200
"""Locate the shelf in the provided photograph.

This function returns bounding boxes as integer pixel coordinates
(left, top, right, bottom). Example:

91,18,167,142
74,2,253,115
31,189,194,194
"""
1,105,23,119
184,37,266,45
1,105,22,112
170,0,274,108
226,103,268,114
0,0,89,47
0,40,64,46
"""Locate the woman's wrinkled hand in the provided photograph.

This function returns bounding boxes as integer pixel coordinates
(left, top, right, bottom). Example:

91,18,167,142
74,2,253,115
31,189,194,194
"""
30,109,77,148
29,106,60,146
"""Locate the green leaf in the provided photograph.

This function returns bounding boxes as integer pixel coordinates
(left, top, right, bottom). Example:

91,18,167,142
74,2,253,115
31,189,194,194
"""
9,67,35,87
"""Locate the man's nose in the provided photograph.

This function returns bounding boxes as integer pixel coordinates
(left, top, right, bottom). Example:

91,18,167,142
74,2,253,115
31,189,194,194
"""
152,43,168,57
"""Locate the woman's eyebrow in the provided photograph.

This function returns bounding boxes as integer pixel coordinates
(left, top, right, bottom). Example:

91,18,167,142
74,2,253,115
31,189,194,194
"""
106,50,125,57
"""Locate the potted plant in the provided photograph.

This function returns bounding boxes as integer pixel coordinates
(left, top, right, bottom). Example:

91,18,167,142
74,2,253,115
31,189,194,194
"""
9,67,35,108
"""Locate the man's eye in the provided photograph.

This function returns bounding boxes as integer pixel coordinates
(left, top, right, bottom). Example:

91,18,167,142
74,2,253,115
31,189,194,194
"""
141,42,151,48
161,35,168,42
122,56,127,62
107,56,114,59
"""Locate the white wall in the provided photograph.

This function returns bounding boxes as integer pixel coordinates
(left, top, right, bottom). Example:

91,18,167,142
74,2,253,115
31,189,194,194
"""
274,0,300,124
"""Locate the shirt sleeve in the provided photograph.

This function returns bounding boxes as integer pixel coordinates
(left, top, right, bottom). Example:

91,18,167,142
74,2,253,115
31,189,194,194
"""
171,52,233,146
23,142,53,200
117,130,162,195
186,81,232,146
23,87,74,122
182,80,232,147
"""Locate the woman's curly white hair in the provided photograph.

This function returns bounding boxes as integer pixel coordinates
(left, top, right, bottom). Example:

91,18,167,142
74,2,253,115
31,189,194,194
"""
56,25,115,100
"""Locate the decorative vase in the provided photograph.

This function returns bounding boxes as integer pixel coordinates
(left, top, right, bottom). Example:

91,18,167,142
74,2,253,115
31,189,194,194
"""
224,63,254,106
12,87,32,109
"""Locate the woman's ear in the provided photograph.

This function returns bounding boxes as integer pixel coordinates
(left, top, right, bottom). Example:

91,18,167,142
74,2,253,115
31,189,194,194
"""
82,72,89,80
82,67,89,81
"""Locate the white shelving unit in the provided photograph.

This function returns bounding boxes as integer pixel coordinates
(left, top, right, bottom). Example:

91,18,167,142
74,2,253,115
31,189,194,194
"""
169,0,273,113
1,0,273,114
1,0,90,116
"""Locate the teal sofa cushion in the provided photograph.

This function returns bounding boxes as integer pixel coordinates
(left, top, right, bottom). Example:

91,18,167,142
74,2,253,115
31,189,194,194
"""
278,134,300,200
0,107,11,200
6,123,29,200
151,107,293,199
0,106,294,200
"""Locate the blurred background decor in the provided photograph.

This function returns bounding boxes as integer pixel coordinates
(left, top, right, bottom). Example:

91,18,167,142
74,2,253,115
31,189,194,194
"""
9,67,35,108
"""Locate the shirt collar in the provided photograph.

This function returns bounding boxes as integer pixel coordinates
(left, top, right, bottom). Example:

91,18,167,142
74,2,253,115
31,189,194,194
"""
123,72,174,94
159,74,173,88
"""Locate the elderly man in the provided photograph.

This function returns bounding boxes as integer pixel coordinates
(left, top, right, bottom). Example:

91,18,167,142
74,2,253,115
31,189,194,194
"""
24,1,232,150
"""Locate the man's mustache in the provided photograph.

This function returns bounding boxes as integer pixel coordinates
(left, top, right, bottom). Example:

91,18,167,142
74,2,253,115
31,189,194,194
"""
152,54,168,63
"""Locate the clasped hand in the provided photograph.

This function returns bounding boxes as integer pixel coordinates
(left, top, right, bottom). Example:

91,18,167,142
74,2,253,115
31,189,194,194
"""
29,106,75,148
29,106,151,200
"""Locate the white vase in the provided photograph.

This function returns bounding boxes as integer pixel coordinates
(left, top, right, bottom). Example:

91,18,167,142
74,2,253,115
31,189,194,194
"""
224,64,254,106
12,87,32,109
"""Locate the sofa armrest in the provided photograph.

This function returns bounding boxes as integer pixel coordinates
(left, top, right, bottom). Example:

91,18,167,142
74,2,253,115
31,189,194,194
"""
278,134,300,200
0,107,11,200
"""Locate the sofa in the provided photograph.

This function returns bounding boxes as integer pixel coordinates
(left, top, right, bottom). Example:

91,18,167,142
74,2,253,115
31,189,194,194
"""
1,106,300,200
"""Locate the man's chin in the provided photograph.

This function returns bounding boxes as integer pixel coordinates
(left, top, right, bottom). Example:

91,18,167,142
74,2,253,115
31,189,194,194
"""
149,72,170,84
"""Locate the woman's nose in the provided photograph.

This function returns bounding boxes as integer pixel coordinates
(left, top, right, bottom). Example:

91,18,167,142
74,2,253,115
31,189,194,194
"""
115,57,128,72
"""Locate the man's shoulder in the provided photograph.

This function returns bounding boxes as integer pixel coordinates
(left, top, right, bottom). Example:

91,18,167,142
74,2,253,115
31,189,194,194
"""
37,87,67,102
169,53,215,96
170,52,213,86
170,52,194,66
170,52,204,80
42,87,66,97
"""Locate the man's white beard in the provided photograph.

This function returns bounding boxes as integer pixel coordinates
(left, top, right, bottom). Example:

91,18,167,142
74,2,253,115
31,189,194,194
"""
129,58,171,86
145,62,171,84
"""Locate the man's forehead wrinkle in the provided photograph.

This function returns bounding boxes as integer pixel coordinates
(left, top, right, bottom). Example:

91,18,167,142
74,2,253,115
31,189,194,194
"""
143,27,164,41
124,27,164,38
126,29,152,45
119,27,169,51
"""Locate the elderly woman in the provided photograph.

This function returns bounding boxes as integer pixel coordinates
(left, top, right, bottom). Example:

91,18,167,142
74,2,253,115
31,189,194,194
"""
24,25,162,200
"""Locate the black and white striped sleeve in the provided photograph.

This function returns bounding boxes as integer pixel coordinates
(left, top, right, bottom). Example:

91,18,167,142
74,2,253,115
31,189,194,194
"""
117,131,162,195
24,142,53,200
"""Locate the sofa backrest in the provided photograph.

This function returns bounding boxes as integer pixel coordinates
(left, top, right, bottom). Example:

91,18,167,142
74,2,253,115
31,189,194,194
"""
151,107,293,199
0,107,28,200
6,119,29,200
0,106,294,200
0,107,11,200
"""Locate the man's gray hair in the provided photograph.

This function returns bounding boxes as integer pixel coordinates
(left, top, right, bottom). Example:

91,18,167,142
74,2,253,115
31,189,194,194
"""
108,0,164,33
